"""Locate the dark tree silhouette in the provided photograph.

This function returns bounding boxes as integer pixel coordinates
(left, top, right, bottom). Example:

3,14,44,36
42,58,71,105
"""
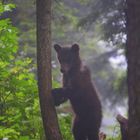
126,0,140,140
36,0,63,140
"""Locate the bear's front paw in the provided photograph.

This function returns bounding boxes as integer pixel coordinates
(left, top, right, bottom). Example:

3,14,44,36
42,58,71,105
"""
52,88,68,106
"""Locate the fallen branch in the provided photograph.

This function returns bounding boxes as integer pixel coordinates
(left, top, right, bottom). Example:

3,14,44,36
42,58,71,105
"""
116,114,128,140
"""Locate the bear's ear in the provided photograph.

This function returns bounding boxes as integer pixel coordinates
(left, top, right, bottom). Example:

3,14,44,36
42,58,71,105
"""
71,44,79,52
54,44,61,53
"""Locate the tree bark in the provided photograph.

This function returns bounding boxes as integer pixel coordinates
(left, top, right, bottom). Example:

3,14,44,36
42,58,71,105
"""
126,0,140,140
36,0,63,140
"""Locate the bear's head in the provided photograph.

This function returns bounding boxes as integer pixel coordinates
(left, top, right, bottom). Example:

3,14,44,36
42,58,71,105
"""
54,44,81,74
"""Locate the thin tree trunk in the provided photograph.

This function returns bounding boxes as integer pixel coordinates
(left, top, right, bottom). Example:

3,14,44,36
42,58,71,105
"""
36,0,63,140
126,0,140,140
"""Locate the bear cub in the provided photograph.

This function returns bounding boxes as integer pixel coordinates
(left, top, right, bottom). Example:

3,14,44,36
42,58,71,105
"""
52,44,102,140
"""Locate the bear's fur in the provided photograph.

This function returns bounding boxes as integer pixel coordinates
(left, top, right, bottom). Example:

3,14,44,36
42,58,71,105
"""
52,44,102,140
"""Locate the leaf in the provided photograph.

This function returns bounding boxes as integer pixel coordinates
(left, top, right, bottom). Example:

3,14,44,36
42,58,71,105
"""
19,136,30,140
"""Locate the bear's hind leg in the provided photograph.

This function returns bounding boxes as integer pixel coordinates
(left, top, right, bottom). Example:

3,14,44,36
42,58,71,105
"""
73,127,87,140
72,118,87,140
87,133,99,140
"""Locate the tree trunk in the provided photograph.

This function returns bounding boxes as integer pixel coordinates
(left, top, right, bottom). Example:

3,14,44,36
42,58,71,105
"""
126,0,140,140
36,0,63,140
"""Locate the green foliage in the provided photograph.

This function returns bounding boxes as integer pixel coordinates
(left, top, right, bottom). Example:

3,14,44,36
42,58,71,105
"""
58,114,73,140
0,127,20,139
0,3,42,140
0,2,15,15
106,125,121,140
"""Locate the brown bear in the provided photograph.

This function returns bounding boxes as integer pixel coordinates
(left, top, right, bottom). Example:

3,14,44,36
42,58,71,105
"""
52,44,102,140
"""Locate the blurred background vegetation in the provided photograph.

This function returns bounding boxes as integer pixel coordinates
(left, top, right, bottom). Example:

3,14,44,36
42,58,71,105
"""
0,0,127,139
